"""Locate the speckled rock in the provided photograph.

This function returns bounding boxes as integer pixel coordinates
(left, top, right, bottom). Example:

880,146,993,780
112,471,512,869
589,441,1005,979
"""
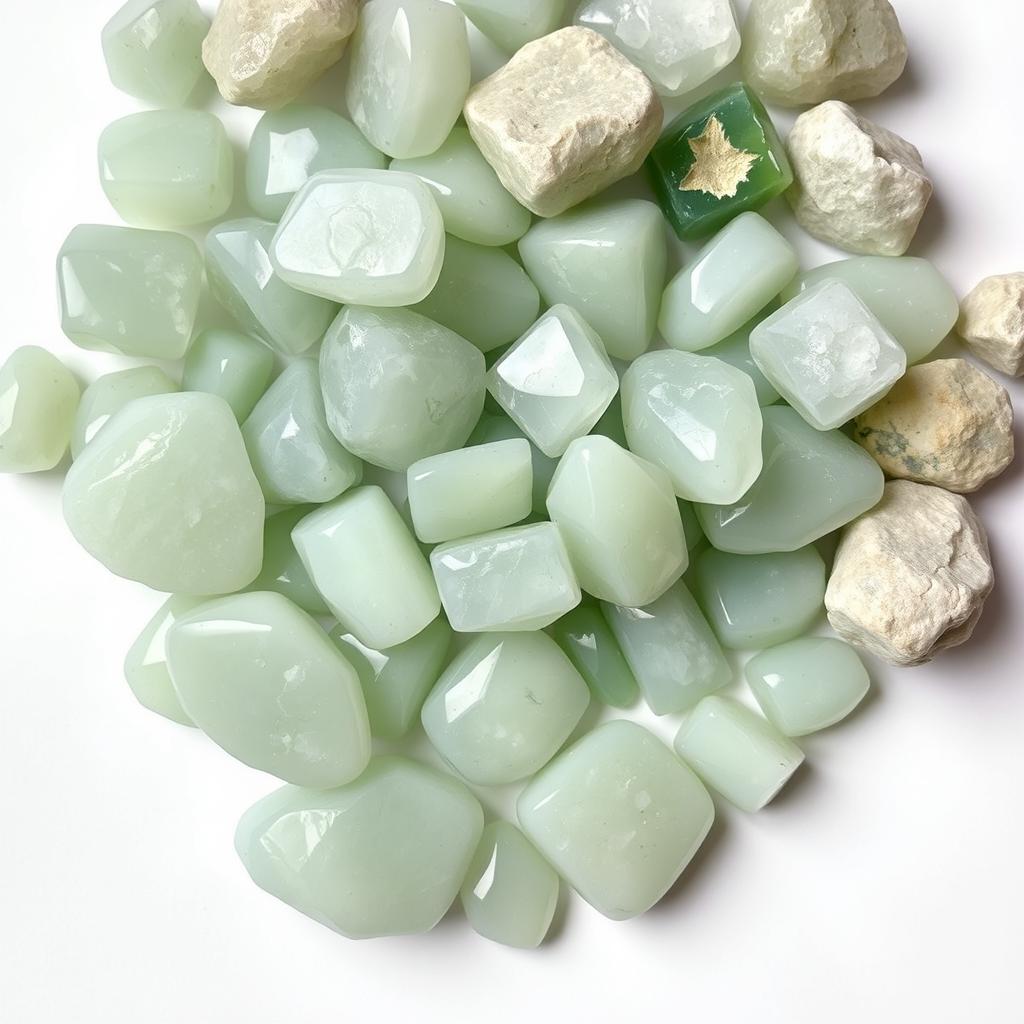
958,273,1024,377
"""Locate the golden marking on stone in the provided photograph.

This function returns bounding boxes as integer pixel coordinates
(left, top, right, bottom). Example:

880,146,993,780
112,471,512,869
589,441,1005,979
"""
678,116,758,199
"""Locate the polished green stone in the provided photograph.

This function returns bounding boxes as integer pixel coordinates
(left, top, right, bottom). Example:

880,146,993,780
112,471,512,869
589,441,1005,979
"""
702,307,781,406
249,506,329,616
647,82,792,241
467,413,557,516
678,499,706,552
182,329,273,423
548,604,639,709
455,0,564,52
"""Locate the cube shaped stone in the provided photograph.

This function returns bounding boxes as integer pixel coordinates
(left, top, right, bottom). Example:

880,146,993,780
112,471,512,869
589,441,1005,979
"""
182,329,273,424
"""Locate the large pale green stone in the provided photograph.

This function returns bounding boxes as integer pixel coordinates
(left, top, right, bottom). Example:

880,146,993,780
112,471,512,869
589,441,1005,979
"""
518,720,714,920
691,546,826,650
622,350,763,504
63,392,264,595
319,306,485,471
602,581,730,715
467,413,557,516
455,0,564,52
421,632,589,785
167,592,370,786
182,329,273,424
292,486,440,649
249,506,329,616
460,821,559,949
702,309,781,406
236,758,483,938
674,695,804,812
697,405,885,554
242,360,362,506
246,105,387,221
0,347,79,473
205,219,338,356
58,224,202,359
548,603,639,708
518,199,668,361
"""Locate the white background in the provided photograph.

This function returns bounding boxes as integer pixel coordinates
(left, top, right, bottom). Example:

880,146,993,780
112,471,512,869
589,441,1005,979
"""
1,1,1022,1022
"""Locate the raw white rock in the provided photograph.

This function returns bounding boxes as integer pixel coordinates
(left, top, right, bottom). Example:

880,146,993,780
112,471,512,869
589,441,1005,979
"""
825,480,994,665
463,26,663,218
786,101,932,256
202,0,359,110
854,359,1014,493
958,274,1024,377
743,0,908,107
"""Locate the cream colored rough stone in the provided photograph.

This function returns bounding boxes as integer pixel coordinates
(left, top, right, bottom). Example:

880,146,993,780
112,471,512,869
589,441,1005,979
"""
786,101,931,256
203,0,359,109
743,0,907,106
825,480,994,665
463,27,663,218
855,359,1014,493
958,274,1024,377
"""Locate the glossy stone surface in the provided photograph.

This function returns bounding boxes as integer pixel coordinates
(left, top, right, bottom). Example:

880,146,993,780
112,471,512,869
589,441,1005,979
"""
182,330,272,424
320,306,485,472
702,312,781,406
271,170,445,306
697,406,884,554
518,199,667,361
249,506,329,616
745,637,870,737
467,413,557,516
518,720,714,920
235,758,483,939
621,350,763,504
206,219,337,356
549,604,639,709
431,523,581,632
456,0,564,51
242,360,362,506
63,393,264,595
674,695,804,812
346,0,471,159
58,225,202,359
647,83,792,241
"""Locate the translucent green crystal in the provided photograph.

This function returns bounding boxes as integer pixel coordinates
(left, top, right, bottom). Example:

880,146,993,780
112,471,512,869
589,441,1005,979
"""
548,603,639,709
249,506,329,616
455,0,564,52
702,309,781,406
182,329,272,424
467,412,557,516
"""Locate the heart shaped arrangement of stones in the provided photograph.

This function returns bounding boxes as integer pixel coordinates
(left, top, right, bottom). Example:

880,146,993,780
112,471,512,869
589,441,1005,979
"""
4,0,1019,948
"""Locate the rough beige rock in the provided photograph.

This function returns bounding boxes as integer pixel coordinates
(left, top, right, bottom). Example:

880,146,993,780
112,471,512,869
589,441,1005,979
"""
463,27,663,218
786,101,932,256
958,273,1024,377
825,480,994,665
202,0,359,110
854,359,1014,493
742,0,907,107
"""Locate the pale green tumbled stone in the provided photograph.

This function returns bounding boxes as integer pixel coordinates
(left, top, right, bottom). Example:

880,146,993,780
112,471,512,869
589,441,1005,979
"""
182,329,272,423
391,124,532,247
548,603,639,708
518,720,714,920
460,822,559,949
602,581,730,715
58,224,202,359
320,306,485,472
0,347,79,473
467,413,557,516
292,486,440,649
246,105,387,221
206,218,338,356
330,616,452,740
422,632,589,785
235,758,483,939
697,405,885,554
455,0,565,52
63,392,264,595
692,546,826,650
518,199,668,361
249,506,329,616
242,360,362,506
432,523,582,632
674,695,804,812
702,311,781,406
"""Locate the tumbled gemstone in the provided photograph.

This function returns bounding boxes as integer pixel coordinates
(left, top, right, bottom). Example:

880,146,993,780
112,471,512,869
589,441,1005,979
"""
58,224,202,359
249,506,329,616
518,199,668,361
548,603,640,708
319,306,485,471
421,632,590,785
621,350,763,504
674,695,804,812
181,329,272,424
292,486,440,649
518,720,714,920
750,280,907,431
697,406,884,554
235,758,483,938
702,309,781,406
63,392,264,594
467,413,557,516
431,522,581,632
455,0,564,51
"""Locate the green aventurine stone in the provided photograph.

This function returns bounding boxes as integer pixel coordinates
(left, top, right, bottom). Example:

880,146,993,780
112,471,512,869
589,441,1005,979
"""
58,224,203,359
250,507,329,616
182,329,273,423
460,821,559,949
702,308,781,406
647,82,792,241
697,405,885,554
455,0,564,52
518,720,714,921
467,413,557,516
548,604,640,709
235,758,483,938
0,347,79,473
63,392,265,595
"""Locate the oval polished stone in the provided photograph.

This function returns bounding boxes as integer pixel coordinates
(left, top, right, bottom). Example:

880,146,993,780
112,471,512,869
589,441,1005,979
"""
182,329,273,424
455,0,564,51
235,758,483,939
249,506,329,616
